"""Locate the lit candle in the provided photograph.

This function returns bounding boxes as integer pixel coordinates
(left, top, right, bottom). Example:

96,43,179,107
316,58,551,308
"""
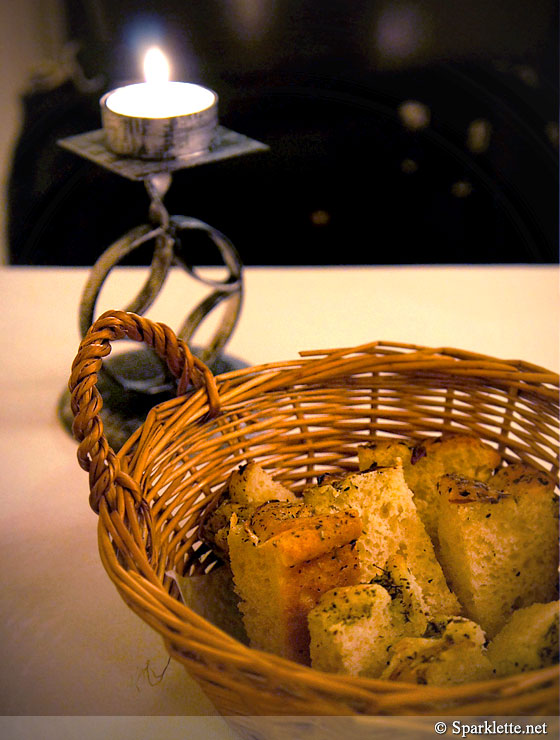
100,47,218,160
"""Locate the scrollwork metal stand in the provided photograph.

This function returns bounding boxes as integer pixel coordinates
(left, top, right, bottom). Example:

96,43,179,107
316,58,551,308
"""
57,125,267,449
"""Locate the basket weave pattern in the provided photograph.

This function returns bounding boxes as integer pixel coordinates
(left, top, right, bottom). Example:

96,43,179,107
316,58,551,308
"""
69,310,559,716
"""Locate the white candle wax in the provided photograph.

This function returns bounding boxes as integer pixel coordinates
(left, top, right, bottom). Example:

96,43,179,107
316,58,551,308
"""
105,81,216,119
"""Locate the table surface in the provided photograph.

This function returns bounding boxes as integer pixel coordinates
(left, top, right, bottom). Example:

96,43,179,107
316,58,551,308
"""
0,265,558,731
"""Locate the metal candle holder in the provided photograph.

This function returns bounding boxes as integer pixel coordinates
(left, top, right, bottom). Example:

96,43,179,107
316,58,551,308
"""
57,90,267,450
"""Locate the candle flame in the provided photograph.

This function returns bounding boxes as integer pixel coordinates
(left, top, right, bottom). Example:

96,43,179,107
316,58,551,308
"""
144,47,170,84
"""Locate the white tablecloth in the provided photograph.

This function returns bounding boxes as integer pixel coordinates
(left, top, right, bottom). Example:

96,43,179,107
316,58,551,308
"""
0,265,557,734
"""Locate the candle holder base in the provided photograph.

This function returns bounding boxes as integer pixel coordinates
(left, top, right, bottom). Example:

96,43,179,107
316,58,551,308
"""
58,347,247,451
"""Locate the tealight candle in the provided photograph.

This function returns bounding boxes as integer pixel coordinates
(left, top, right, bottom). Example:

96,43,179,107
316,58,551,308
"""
100,47,218,160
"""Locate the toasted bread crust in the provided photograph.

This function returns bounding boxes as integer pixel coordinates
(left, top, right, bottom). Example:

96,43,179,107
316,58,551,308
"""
358,434,501,544
228,500,363,663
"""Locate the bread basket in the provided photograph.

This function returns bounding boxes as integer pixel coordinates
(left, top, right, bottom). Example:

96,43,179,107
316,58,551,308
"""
69,309,559,721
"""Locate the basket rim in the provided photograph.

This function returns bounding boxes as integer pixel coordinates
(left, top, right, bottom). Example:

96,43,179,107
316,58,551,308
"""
119,339,559,460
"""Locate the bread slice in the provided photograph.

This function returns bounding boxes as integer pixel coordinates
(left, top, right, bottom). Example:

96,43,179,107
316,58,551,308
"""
303,464,461,616
490,461,557,503
380,616,493,685
308,556,430,677
228,461,297,505
489,463,559,608
200,462,297,559
199,500,253,560
370,555,431,634
487,601,559,677
437,468,559,637
357,435,500,544
228,501,362,663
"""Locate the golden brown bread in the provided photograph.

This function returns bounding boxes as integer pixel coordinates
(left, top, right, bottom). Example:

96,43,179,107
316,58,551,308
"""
228,501,362,663
487,601,559,677
437,468,558,637
304,464,461,616
358,434,501,545
200,462,298,559
228,461,297,505
198,450,558,681
380,616,494,685
308,556,430,677
199,500,253,560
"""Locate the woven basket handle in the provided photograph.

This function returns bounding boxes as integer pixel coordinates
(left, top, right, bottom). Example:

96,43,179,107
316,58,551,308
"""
68,309,220,514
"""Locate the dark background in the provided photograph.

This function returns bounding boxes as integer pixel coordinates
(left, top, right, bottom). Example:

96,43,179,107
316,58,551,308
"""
7,0,559,266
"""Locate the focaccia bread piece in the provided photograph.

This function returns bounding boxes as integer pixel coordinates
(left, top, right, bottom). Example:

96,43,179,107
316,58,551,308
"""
200,462,298,559
490,461,557,499
357,435,500,545
199,500,253,561
228,500,362,663
487,601,559,677
308,556,430,677
380,616,493,685
303,464,461,617
369,555,430,633
228,461,297,506
437,469,558,637
489,463,559,608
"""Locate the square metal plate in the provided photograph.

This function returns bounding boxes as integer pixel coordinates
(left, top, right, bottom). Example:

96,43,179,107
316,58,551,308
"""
58,126,268,181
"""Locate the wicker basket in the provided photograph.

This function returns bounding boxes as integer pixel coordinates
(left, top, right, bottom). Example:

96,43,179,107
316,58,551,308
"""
69,309,559,720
